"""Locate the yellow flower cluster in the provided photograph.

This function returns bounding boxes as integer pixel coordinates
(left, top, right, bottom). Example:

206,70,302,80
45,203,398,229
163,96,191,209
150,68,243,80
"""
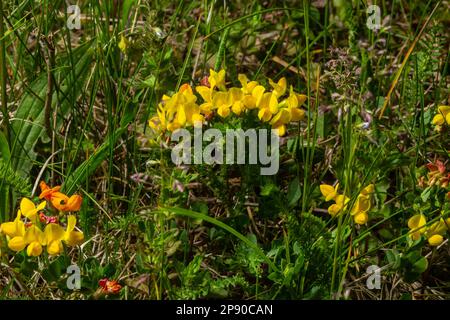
0,197,84,257
320,183,375,225
148,69,308,136
408,214,450,246
431,105,450,131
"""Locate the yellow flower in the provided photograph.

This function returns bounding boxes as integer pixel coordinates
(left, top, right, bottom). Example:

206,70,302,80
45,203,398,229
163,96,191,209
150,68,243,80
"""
27,241,43,256
150,72,308,137
243,85,265,109
24,225,45,257
44,223,65,255
289,107,305,122
148,115,162,133
256,92,278,124
360,184,375,196
150,84,206,132
275,86,306,123
445,218,450,232
320,183,340,201
213,91,232,118
425,219,447,246
296,93,307,106
269,77,287,98
0,210,46,256
350,195,371,225
431,105,450,126
19,198,46,222
349,184,374,224
192,113,205,127
320,182,374,224
407,214,427,241
43,215,84,255
64,215,85,247
196,85,214,115
351,194,371,216
270,108,291,136
0,211,26,252
257,107,272,122
354,211,369,225
238,74,258,95
427,234,443,246
208,69,226,91
407,215,448,246
228,87,245,115
118,35,128,53
167,121,182,132
327,194,350,217
259,92,278,114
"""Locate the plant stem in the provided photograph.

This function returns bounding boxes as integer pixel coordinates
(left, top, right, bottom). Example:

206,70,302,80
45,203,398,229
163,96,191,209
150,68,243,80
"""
0,0,10,146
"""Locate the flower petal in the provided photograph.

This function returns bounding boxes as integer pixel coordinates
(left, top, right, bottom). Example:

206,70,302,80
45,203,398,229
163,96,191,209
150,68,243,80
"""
65,231,85,247
51,192,69,211
354,212,368,225
27,241,43,257
252,86,265,107
65,195,82,212
20,198,36,219
47,240,63,255
431,114,444,125
328,204,342,216
427,234,444,246
0,221,17,238
320,184,337,201
8,237,27,252
24,225,45,244
44,223,65,244
407,214,426,231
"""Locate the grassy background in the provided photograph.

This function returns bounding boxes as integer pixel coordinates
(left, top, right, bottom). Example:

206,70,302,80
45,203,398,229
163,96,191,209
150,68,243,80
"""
0,0,449,299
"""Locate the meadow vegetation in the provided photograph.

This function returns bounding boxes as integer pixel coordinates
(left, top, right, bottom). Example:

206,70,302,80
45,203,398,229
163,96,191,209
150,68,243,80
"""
0,0,449,300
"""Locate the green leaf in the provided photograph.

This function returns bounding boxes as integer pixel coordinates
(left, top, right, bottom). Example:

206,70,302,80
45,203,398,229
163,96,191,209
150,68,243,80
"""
121,0,136,29
42,256,70,283
0,131,10,161
287,178,302,207
411,255,428,274
0,131,10,220
420,187,432,202
386,249,401,269
261,183,277,196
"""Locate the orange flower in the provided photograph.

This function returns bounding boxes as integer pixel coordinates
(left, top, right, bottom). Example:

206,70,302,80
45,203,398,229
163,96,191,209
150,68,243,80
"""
39,181,62,201
422,161,450,189
99,278,122,294
39,181,82,212
426,160,446,174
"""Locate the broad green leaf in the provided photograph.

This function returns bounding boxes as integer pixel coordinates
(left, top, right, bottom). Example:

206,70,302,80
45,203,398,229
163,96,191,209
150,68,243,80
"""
0,131,11,220
420,186,432,202
287,178,302,207
0,131,10,161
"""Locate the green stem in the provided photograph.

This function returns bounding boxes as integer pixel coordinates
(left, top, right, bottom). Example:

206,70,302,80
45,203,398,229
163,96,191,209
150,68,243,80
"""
0,0,12,219
0,0,10,146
